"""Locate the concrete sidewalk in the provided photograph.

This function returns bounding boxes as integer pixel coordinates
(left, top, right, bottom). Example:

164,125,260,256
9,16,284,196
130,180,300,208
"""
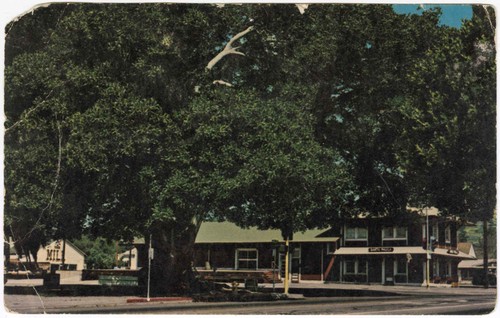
5,277,99,287
262,280,496,296
5,277,494,294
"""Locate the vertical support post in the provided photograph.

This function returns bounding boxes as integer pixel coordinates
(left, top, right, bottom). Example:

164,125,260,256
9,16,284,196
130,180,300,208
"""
284,238,290,294
483,219,489,289
128,246,132,269
147,234,152,301
382,257,385,284
115,241,119,268
298,243,302,281
367,257,369,284
321,247,324,281
272,246,276,292
406,259,409,284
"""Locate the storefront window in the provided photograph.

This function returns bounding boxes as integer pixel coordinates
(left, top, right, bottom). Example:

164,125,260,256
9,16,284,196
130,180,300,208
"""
345,260,355,274
344,258,367,275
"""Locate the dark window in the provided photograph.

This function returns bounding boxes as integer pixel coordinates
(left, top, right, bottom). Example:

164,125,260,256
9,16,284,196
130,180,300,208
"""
236,249,258,269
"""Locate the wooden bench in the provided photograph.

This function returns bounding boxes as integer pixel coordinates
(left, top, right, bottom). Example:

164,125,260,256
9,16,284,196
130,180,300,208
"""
98,275,138,286
82,269,141,280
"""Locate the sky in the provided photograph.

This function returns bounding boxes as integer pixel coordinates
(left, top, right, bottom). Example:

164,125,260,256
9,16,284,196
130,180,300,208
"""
0,2,481,36
393,4,473,28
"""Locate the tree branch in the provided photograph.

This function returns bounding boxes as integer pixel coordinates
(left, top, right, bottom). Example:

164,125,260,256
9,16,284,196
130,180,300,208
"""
378,172,402,209
5,89,55,134
482,5,495,39
206,26,254,70
296,4,309,15
212,80,233,87
17,120,63,243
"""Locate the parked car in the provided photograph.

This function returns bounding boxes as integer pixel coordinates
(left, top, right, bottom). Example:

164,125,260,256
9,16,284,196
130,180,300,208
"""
472,272,497,286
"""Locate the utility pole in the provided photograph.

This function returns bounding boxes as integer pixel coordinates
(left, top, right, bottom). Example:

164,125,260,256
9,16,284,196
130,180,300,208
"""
147,234,153,301
426,207,430,288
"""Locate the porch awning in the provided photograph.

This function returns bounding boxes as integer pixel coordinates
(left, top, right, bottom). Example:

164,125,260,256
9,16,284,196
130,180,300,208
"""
334,246,477,259
433,248,476,260
334,246,428,255
458,259,495,269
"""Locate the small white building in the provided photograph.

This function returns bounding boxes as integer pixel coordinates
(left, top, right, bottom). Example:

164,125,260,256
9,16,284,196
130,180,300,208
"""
117,247,139,270
37,240,86,270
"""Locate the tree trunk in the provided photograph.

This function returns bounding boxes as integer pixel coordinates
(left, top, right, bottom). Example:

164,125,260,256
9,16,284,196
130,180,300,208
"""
148,223,199,296
483,219,489,289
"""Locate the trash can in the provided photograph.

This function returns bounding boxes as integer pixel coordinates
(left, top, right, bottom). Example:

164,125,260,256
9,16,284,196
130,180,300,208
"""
43,273,60,288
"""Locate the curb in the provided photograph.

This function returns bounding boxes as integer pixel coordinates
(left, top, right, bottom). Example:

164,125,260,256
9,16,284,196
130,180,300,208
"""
38,295,409,314
127,297,192,303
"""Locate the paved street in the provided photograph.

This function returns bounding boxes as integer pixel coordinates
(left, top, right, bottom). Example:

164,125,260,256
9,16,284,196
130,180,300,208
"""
146,294,496,315
3,279,497,314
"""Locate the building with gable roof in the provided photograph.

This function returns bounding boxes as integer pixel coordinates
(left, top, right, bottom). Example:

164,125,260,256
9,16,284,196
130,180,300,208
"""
36,240,87,271
193,221,338,282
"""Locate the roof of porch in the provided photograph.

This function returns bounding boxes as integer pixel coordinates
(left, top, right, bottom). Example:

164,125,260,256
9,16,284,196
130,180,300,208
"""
195,221,338,244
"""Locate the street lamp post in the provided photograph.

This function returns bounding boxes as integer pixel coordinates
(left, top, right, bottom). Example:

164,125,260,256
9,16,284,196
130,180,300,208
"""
426,207,430,288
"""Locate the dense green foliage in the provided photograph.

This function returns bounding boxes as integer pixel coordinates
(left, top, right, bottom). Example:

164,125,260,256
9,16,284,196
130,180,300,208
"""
397,6,496,222
178,89,356,236
459,218,497,259
4,4,495,292
72,236,124,269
